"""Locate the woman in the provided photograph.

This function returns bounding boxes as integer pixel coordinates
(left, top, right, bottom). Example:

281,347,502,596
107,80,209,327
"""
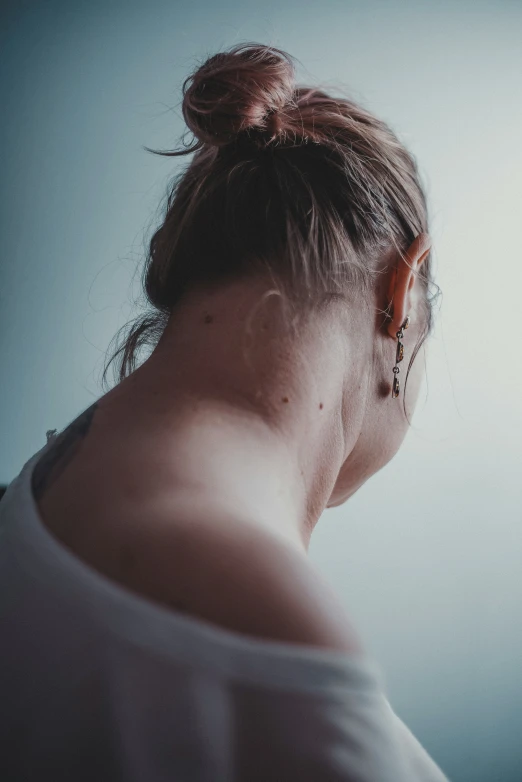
0,43,448,780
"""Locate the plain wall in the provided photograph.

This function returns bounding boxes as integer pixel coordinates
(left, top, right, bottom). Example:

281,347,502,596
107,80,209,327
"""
1,1,521,780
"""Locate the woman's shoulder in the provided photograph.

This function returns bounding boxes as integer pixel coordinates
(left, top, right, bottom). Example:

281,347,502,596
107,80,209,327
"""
116,502,364,655
33,406,362,656
40,473,362,654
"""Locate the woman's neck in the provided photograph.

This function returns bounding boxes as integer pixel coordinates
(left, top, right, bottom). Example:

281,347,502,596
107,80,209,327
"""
98,281,366,551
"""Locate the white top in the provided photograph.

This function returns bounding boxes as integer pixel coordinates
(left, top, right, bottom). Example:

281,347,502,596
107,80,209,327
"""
0,436,450,781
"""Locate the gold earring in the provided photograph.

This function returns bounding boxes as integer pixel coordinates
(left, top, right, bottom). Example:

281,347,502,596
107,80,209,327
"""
391,315,410,398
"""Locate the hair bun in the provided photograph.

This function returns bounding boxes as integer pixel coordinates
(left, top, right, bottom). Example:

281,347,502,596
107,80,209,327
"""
182,43,296,147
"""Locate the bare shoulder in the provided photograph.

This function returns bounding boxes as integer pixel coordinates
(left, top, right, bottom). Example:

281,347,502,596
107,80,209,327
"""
119,508,364,655
32,400,362,656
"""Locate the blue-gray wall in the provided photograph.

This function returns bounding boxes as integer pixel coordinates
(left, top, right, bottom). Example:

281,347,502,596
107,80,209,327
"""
2,2,521,780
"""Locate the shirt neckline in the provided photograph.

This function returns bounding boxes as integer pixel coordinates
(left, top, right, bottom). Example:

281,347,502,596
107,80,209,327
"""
4,435,384,694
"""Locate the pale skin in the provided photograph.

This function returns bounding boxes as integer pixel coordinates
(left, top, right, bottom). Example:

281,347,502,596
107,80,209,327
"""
33,233,432,654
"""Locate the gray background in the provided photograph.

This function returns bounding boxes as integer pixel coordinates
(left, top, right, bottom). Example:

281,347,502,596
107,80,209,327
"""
1,1,521,780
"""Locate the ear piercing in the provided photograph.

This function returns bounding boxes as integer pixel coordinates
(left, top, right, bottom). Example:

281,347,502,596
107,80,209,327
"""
391,316,410,398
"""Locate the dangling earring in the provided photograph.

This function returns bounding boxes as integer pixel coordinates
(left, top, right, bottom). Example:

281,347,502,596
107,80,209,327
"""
391,315,410,398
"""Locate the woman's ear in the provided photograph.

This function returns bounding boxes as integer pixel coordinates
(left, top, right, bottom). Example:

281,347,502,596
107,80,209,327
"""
386,233,431,338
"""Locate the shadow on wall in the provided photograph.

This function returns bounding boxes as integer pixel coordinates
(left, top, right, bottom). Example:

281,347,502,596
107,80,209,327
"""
0,487,6,501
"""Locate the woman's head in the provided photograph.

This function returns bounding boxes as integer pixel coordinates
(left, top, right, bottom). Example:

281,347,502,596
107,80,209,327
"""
102,42,439,513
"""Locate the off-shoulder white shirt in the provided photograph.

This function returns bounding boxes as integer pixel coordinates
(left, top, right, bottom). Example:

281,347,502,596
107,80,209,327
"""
0,437,450,781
